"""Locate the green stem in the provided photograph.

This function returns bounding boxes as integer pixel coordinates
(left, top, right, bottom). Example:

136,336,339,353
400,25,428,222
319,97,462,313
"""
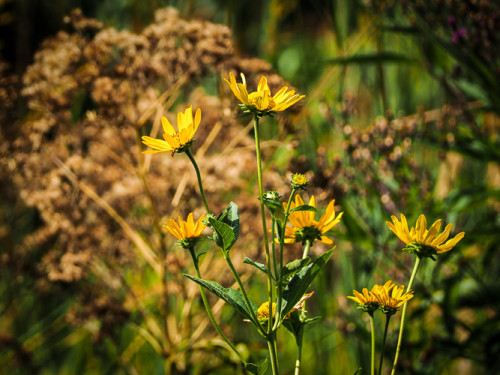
294,325,304,375
253,116,279,374
390,256,421,375
273,188,298,330
302,239,312,259
253,116,274,331
267,335,280,375
293,239,312,375
378,314,391,375
223,251,266,336
271,216,279,279
188,247,246,364
185,148,211,214
369,313,376,375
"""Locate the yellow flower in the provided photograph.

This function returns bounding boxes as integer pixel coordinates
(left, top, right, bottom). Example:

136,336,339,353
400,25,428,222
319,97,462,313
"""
373,281,414,315
283,195,343,245
347,286,379,314
347,287,379,305
257,301,277,320
386,214,465,258
224,72,305,116
142,106,201,155
164,213,207,249
257,292,314,320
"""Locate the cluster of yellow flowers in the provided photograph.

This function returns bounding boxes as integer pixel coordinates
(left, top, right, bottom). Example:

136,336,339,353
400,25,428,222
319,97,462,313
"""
141,71,466,375
348,280,414,315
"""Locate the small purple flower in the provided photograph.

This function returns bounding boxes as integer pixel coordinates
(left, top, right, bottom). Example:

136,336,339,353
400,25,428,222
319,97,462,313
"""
448,16,456,25
452,28,467,44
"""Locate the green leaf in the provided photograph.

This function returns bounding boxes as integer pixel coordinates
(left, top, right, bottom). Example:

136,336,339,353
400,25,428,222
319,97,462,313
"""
184,274,257,321
289,205,317,213
245,357,269,375
209,218,235,252
243,257,272,278
280,258,311,285
211,202,240,251
279,248,335,321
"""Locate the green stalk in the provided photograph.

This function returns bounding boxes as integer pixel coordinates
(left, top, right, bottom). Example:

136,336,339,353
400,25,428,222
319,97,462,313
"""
302,239,311,259
293,239,312,375
223,251,266,336
390,257,421,375
253,115,278,374
273,188,298,330
253,117,274,325
293,324,304,375
271,216,279,279
185,148,211,214
267,335,280,375
187,247,246,364
378,314,392,375
369,313,376,375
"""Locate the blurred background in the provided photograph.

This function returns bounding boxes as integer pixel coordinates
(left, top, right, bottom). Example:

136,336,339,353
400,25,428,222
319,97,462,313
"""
0,0,499,374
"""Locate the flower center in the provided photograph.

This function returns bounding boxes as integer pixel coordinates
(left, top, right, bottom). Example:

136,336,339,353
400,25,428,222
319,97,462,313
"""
248,91,275,111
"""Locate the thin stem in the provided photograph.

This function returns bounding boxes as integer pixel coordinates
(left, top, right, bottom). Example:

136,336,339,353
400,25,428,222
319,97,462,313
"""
185,148,211,214
188,247,246,364
273,188,298,330
390,257,421,375
267,335,280,375
293,325,304,375
253,116,274,336
293,239,312,375
369,313,376,375
271,216,279,278
223,252,266,336
378,314,392,375
302,239,311,259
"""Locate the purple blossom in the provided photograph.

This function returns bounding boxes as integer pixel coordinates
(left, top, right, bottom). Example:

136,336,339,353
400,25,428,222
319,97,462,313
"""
452,28,467,44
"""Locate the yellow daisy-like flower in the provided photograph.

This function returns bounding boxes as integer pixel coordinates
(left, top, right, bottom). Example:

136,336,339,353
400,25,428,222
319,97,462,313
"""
257,301,277,320
224,72,305,117
386,214,465,258
257,292,314,320
142,106,201,155
347,286,380,314
372,281,414,315
164,213,207,249
283,195,343,245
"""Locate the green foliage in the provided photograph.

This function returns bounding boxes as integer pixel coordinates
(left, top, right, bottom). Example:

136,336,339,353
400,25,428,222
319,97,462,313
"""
280,248,335,322
184,274,258,322
210,202,240,252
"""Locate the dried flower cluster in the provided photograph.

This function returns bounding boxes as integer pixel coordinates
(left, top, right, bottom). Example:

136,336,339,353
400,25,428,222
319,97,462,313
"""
0,8,299,347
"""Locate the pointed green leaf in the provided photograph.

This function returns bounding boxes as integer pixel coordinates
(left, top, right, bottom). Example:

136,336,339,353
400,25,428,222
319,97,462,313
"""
184,274,257,321
243,257,272,279
280,258,311,285
245,357,269,375
210,202,240,251
209,218,235,252
280,248,335,321
289,205,317,213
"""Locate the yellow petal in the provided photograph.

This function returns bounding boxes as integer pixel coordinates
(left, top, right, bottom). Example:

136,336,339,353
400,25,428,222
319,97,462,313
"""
194,108,201,133
161,116,176,135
